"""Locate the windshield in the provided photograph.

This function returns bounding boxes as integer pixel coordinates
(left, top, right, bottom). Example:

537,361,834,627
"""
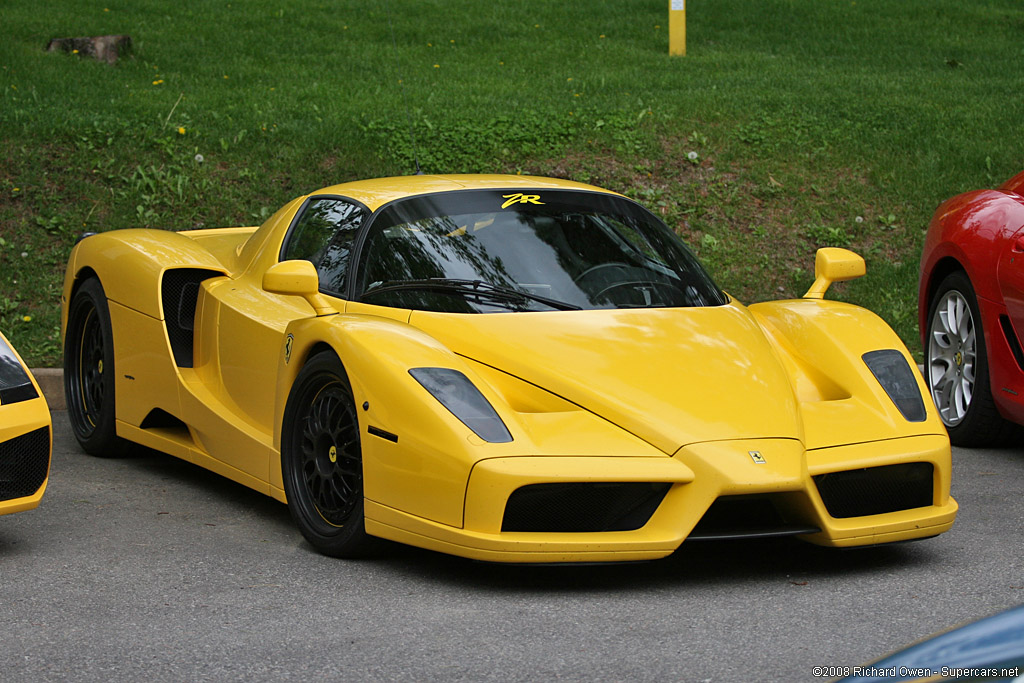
355,189,726,312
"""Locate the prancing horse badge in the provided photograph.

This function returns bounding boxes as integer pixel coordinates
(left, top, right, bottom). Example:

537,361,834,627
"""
749,450,766,464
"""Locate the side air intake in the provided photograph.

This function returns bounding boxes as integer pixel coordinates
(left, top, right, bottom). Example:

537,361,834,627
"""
161,269,221,368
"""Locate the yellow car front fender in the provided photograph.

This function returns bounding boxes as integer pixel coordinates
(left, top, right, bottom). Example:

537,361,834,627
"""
275,311,667,528
750,299,946,449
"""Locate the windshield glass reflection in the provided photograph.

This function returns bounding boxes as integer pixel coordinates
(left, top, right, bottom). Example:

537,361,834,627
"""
357,189,726,313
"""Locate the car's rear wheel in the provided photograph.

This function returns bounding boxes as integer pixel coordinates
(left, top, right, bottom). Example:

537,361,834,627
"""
281,352,378,557
926,270,1015,446
64,277,130,457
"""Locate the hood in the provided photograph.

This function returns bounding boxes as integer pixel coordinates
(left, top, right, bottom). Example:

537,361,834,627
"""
409,302,802,455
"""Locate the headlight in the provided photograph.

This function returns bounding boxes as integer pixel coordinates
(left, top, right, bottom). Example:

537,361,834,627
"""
409,367,513,443
862,349,926,422
0,334,39,405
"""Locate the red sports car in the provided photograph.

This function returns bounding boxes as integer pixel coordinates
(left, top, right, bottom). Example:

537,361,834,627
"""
919,170,1024,445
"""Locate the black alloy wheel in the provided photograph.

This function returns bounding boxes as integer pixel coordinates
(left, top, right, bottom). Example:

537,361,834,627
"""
64,277,129,456
282,352,378,557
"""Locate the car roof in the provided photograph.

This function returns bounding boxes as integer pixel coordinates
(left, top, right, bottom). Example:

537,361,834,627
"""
309,174,621,212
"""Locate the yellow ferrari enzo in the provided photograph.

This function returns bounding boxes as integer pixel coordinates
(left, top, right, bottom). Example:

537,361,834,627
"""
61,175,956,562
1,330,51,517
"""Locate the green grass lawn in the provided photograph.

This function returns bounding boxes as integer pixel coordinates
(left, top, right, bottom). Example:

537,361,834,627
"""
2,0,1023,365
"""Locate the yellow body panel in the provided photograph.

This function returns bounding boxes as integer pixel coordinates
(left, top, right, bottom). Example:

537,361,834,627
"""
801,435,956,546
106,300,183,427
364,434,955,562
0,332,52,517
410,303,804,454
750,299,946,449
58,174,957,562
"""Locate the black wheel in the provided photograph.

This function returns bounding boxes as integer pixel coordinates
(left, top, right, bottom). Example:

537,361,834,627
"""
64,277,130,457
925,270,1016,446
281,352,378,557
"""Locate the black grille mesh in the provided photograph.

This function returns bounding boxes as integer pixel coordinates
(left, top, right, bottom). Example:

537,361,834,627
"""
501,482,670,532
161,269,219,368
0,426,50,502
814,462,933,518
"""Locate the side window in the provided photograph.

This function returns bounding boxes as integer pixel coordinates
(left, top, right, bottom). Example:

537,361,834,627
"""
283,198,365,295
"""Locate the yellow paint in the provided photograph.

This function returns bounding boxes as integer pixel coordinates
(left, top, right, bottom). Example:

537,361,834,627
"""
803,247,866,299
262,260,337,316
0,331,51,517
107,301,184,428
669,0,686,56
60,174,956,562
750,297,943,449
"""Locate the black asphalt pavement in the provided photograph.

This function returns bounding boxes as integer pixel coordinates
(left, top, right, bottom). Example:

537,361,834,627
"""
1,412,1022,682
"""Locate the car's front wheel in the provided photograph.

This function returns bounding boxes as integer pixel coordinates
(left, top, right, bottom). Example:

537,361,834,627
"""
926,270,1015,446
281,352,378,557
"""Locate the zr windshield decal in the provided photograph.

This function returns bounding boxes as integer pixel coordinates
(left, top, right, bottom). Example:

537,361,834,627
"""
500,193,544,209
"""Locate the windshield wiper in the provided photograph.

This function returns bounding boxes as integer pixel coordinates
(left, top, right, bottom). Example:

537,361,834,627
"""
362,278,581,311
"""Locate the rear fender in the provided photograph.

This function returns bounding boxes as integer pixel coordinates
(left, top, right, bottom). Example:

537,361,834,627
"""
62,229,230,339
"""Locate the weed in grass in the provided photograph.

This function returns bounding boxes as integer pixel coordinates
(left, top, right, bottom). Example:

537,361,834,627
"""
803,223,852,248
700,234,720,253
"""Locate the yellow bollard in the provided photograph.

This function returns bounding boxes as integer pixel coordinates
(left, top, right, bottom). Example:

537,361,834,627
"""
669,0,686,56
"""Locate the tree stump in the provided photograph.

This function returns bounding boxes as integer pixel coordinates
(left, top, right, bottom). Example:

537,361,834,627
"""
46,35,132,65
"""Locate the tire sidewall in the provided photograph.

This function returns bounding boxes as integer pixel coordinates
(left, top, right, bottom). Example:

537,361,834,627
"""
281,352,371,557
64,278,120,455
926,271,996,442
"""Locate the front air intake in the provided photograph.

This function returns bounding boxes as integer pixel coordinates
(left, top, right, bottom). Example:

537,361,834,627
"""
0,426,50,502
686,494,820,541
814,462,933,518
501,482,670,532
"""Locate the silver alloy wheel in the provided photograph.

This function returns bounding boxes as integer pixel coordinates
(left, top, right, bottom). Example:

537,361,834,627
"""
927,289,977,426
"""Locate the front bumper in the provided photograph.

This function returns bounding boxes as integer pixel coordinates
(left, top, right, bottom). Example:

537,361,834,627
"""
364,434,956,563
0,397,52,516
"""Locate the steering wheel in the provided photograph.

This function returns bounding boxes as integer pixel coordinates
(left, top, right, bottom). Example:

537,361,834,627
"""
572,262,631,285
593,280,681,306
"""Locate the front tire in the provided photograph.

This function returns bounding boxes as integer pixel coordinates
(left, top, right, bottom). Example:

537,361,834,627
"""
281,352,378,557
925,270,1015,446
64,277,130,457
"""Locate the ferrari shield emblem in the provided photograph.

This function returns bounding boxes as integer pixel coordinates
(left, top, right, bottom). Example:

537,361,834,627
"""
284,334,293,364
749,450,766,464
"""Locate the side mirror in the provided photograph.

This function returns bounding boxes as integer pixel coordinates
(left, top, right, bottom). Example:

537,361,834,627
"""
263,260,319,296
803,247,865,300
262,260,336,316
